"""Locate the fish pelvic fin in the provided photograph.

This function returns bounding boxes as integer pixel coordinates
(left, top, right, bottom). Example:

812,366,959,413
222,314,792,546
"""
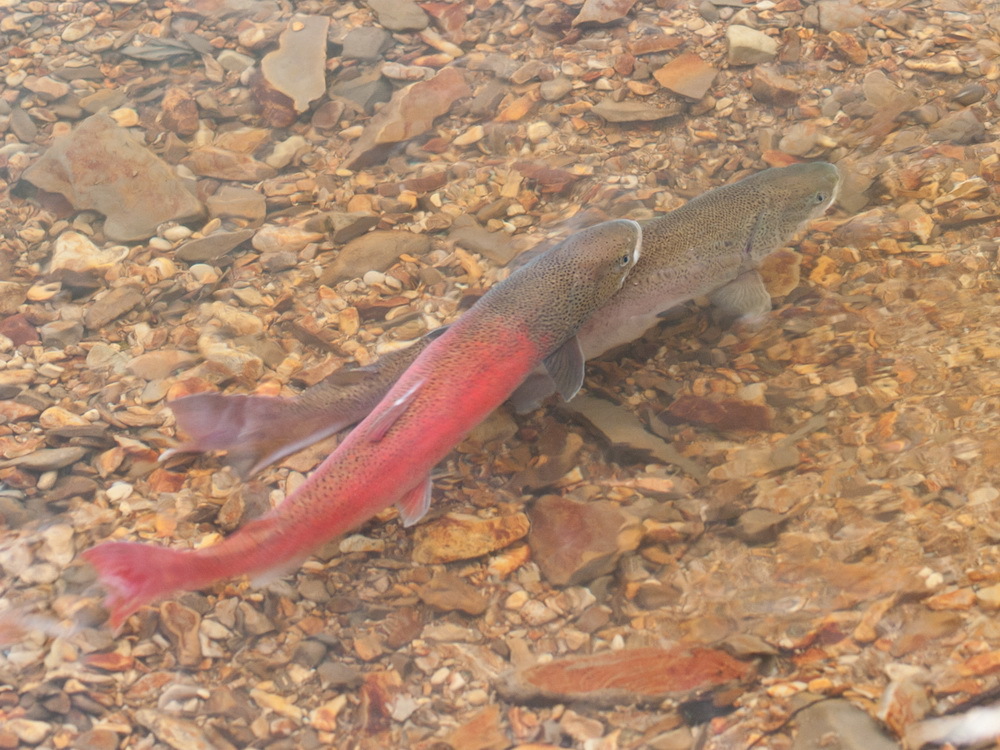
165,392,353,477
543,335,586,402
396,476,433,528
81,542,201,631
365,379,424,442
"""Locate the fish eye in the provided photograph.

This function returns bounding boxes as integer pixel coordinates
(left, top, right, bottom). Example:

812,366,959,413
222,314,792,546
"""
815,192,827,203
620,253,632,266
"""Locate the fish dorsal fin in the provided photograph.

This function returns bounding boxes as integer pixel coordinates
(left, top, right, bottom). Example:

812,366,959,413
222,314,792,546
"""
396,475,433,528
365,380,423,442
543,335,585,402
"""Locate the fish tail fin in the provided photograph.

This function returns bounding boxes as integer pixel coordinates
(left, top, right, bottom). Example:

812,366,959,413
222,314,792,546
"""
163,392,352,477
81,542,202,630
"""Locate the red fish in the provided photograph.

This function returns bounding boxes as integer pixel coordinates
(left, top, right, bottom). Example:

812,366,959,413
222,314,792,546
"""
83,219,641,628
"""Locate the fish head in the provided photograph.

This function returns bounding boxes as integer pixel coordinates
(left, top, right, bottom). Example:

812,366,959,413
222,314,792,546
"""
746,161,840,262
562,218,643,298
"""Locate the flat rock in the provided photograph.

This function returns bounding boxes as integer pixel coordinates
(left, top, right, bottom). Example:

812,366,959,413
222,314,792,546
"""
342,26,393,61
251,225,324,254
307,211,380,244
0,447,88,471
417,571,489,615
84,285,144,329
929,109,985,144
159,601,202,667
175,229,256,262
792,699,898,750
572,0,637,26
127,350,198,380
653,52,718,99
591,99,683,123
411,512,530,564
22,113,204,241
726,25,779,66
330,69,393,113
261,15,329,113
182,146,277,181
366,0,429,31
320,230,430,285
344,67,471,169
448,218,520,266
496,646,753,706
562,395,707,482
816,0,869,31
206,187,266,223
528,495,641,586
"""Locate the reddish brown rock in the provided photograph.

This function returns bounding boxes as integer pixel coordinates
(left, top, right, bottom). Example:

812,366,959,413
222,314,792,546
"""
159,87,199,135
442,705,508,750
661,395,773,432
653,52,717,100
528,495,641,586
496,646,753,706
750,66,802,107
344,68,471,169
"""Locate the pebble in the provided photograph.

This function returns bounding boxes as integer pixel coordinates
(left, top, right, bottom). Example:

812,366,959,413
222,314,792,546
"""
177,229,257,263
6,718,50,744
592,99,684,122
251,225,324,254
367,0,429,31
726,25,778,65
342,26,393,61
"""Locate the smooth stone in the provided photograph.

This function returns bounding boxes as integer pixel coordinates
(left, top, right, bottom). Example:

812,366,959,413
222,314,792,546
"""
342,26,393,61
206,187,266,223
726,24,779,65
591,99,683,122
320,230,430,285
0,447,88,471
448,217,520,266
176,229,256,263
367,0,429,31
329,69,393,114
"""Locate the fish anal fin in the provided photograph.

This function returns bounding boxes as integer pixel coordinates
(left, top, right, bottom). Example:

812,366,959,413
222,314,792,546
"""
396,476,433,528
509,371,556,414
543,335,585,402
365,380,423,442
709,270,771,319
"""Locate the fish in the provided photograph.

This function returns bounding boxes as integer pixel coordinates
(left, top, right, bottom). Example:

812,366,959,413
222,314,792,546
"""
164,162,840,475
83,219,642,628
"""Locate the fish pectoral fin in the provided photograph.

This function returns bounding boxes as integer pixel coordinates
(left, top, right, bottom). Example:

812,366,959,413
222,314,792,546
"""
396,476,433,528
509,370,556,413
709,270,771,318
543,335,585,402
365,380,424,442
